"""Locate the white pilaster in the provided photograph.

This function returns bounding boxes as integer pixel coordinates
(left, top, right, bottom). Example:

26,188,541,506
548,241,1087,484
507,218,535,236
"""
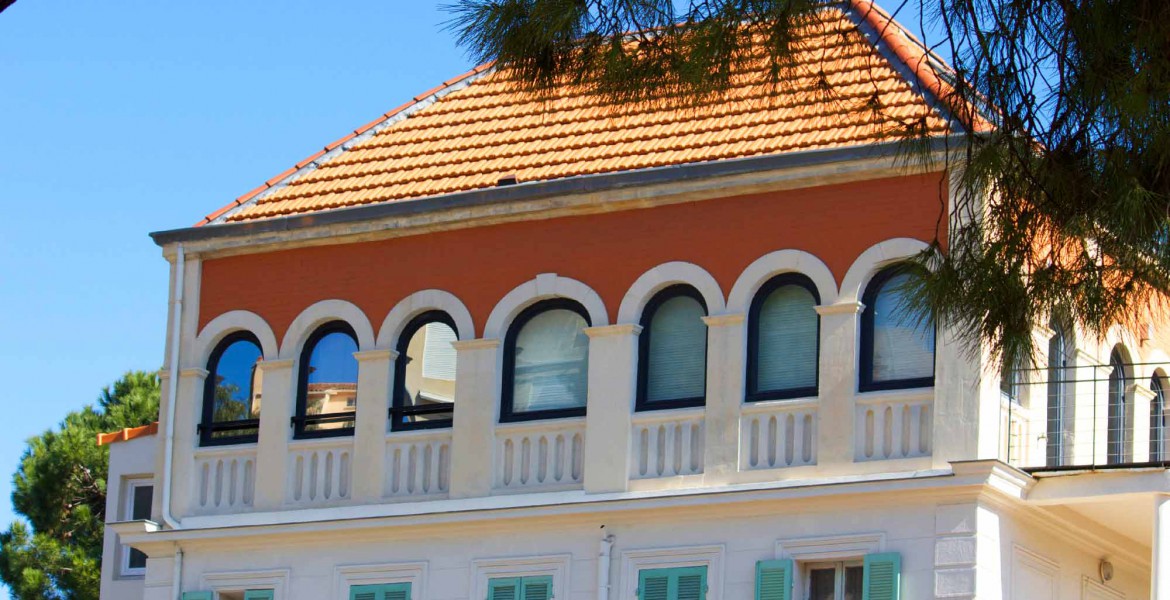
814,302,863,469
582,324,641,493
1154,494,1170,600
702,313,746,483
172,368,207,519
253,358,294,510
448,338,501,498
352,349,396,502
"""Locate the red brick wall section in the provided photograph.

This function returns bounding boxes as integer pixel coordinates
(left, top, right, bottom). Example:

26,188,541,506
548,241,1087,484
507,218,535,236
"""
199,172,948,340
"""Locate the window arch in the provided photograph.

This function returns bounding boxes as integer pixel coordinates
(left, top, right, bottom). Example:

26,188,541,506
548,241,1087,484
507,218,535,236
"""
859,266,935,392
747,274,820,401
502,299,591,422
200,332,263,446
1152,372,1168,463
636,285,708,411
391,311,459,431
1106,347,1132,464
294,321,360,439
1046,320,1074,467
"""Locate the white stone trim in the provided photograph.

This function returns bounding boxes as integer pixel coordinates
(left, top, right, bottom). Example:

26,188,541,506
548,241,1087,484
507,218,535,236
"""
1081,575,1125,600
1010,545,1059,600
619,544,725,600
470,554,571,600
279,299,376,359
483,273,609,339
727,249,838,312
618,261,726,323
193,310,279,366
838,238,929,304
200,568,290,599
377,289,476,350
333,561,427,600
774,532,884,561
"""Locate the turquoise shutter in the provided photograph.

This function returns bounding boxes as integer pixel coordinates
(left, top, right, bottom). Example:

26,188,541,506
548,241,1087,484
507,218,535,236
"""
243,591,274,600
863,553,902,600
755,559,793,600
638,567,707,600
182,593,213,600
521,575,553,600
351,583,412,600
489,577,522,600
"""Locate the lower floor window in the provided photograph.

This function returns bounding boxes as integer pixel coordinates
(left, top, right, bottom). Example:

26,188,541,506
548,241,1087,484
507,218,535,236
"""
181,592,272,600
489,576,553,600
638,566,707,600
806,562,863,600
350,583,411,600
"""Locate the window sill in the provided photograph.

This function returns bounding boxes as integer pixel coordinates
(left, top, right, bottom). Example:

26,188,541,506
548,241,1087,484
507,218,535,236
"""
854,387,934,406
741,396,819,414
495,416,586,435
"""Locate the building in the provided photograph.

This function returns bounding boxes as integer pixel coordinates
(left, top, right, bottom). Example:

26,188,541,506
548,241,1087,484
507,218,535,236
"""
101,2,1170,599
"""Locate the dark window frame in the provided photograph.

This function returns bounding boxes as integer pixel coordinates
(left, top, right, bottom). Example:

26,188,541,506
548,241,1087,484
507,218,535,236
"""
1107,347,1132,464
390,310,459,432
635,284,708,412
293,320,360,439
859,265,936,392
198,331,263,447
746,273,822,402
1152,372,1168,463
501,298,592,423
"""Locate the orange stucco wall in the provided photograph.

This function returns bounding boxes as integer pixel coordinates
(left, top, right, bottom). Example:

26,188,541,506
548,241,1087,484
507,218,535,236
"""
199,172,948,340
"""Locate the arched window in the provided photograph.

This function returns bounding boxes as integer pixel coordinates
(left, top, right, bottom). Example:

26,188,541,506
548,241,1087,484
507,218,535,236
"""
859,266,935,392
1000,354,1022,404
294,321,359,438
502,299,591,422
391,311,459,431
1151,373,1168,463
637,285,708,411
1046,322,1073,467
747,274,820,401
200,332,263,446
1107,348,1132,464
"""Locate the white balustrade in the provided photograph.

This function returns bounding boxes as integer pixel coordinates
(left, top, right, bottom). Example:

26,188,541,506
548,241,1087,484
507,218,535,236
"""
630,409,705,479
192,447,256,514
385,431,452,498
740,401,817,470
287,439,353,505
855,393,933,461
494,419,585,491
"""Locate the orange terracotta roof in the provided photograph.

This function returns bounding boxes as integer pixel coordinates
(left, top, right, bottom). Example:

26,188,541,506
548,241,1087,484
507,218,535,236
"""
97,422,159,446
205,4,956,225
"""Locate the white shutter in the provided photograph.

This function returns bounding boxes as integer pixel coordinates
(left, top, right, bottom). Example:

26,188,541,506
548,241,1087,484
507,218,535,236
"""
421,322,458,380
646,295,707,402
756,285,818,392
512,309,589,412
871,274,934,382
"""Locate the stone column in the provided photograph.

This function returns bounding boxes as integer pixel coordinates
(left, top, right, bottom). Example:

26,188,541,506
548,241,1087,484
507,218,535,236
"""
253,358,295,510
582,324,641,493
702,314,746,483
814,302,864,470
1154,494,1170,600
170,368,207,519
448,339,501,498
352,349,396,502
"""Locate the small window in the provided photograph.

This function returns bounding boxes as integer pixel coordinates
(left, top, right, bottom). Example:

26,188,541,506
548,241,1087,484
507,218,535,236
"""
391,311,458,431
859,266,935,392
502,299,591,422
1107,348,1132,464
806,561,863,600
637,285,708,411
350,582,411,600
120,479,153,576
637,566,707,600
489,576,553,600
294,321,359,438
1152,373,1168,462
200,332,263,446
748,274,820,401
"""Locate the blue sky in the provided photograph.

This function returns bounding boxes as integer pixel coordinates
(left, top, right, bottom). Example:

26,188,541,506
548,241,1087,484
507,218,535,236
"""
0,0,472,563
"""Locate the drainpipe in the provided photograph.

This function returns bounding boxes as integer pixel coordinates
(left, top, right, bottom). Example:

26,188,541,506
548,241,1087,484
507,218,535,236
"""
161,244,185,531
598,531,615,600
172,546,184,600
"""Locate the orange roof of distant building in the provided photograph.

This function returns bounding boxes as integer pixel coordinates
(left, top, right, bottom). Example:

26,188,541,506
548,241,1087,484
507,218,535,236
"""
97,422,159,446
199,1,965,227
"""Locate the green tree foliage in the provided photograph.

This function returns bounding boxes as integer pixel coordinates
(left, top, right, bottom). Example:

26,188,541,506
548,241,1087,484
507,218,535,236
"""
447,0,1170,368
0,371,160,600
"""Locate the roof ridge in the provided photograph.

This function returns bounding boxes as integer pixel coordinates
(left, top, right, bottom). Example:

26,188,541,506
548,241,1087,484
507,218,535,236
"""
195,62,495,227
